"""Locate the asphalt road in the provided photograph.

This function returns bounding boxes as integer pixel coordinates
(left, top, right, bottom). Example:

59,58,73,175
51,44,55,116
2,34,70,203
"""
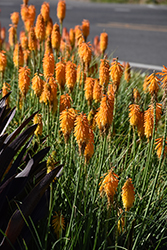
0,0,167,70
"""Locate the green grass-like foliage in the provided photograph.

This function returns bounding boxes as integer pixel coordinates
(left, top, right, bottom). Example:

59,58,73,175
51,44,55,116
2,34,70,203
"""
0,1,167,249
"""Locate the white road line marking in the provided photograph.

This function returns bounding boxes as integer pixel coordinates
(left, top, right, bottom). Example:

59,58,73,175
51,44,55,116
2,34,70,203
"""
120,61,163,71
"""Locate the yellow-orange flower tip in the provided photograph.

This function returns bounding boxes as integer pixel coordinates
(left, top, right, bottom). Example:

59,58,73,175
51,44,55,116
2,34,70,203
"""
69,28,75,48
146,72,160,97
28,27,37,51
51,23,61,50
59,93,72,113
124,62,131,83
55,59,66,91
46,17,53,38
8,25,16,47
133,88,141,104
21,4,29,23
110,58,123,93
60,108,76,143
13,43,24,68
95,94,114,135
65,61,76,93
122,178,135,211
41,2,50,23
35,14,45,42
100,32,108,54
99,169,119,206
32,73,44,97
52,212,65,239
18,66,31,98
84,77,94,105
82,19,90,41
74,112,90,154
57,0,66,24
0,51,7,73
10,12,19,27
149,103,162,124
43,52,55,79
2,82,10,107
155,137,167,159
78,42,92,66
99,59,110,88
84,129,94,163
33,113,43,137
157,65,167,89
129,104,141,127
93,78,102,103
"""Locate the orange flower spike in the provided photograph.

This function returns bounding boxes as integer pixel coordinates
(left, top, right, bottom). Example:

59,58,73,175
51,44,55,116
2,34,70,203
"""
45,36,53,54
107,84,114,97
84,128,94,163
33,113,43,137
84,77,94,106
28,27,37,51
42,52,55,79
143,75,149,93
129,104,141,127
122,178,135,211
1,27,6,42
23,0,29,5
124,62,131,83
77,64,86,86
32,73,44,97
18,66,31,98
110,58,123,93
28,5,36,24
100,32,108,55
60,108,76,143
95,94,114,134
158,65,167,89
69,28,75,48
74,113,90,155
149,103,162,124
45,17,53,38
51,23,61,51
55,59,66,91
57,0,66,24
35,14,45,42
155,137,167,159
48,76,58,113
144,108,154,139
147,72,160,97
137,111,144,138
82,19,90,41
21,4,29,23
20,31,28,50
23,49,30,65
99,59,110,88
99,169,119,206
133,88,141,104
41,2,50,23
13,43,24,68
78,42,92,66
59,93,71,113
2,82,10,107
66,61,76,93
10,12,19,27
93,78,102,103
8,26,16,47
40,81,51,105
52,212,65,239
0,51,7,73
